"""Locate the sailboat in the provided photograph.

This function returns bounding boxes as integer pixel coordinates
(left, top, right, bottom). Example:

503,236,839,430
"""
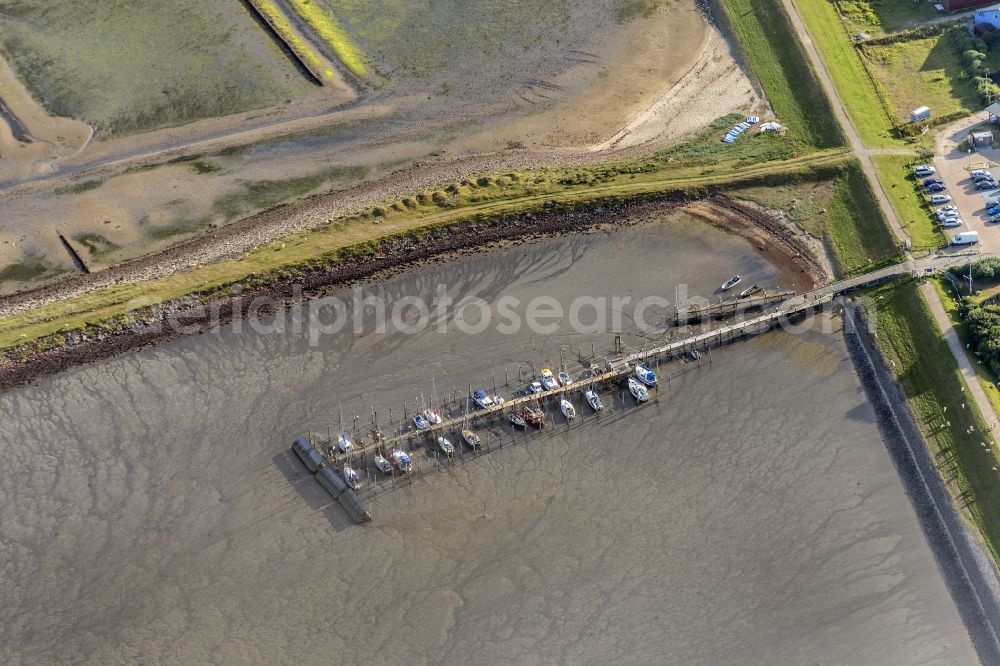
508,409,527,428
342,465,361,490
374,453,393,474
462,428,482,449
628,377,649,402
585,389,603,411
560,398,576,419
437,436,455,456
390,447,412,472
337,433,353,453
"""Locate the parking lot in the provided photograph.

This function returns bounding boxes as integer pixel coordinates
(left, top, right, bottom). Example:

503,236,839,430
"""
934,146,999,253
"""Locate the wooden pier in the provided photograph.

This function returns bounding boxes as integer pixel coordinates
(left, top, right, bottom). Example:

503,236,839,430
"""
295,249,1000,517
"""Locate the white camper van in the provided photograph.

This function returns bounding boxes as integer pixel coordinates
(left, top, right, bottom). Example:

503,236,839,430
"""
952,231,980,246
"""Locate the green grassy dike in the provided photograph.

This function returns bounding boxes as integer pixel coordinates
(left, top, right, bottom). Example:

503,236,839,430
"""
865,280,1000,560
0,151,854,354
716,0,844,150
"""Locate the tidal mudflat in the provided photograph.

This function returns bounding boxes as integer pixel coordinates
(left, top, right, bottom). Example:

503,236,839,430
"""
0,217,976,663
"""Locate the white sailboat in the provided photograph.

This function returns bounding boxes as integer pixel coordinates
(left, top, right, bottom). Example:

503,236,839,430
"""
628,377,649,402
560,398,577,419
585,389,603,411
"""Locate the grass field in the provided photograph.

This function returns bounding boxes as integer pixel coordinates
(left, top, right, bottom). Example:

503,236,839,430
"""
719,0,844,150
933,277,1000,419
244,0,337,84
867,279,1000,562
727,180,836,238
826,162,901,275
789,0,899,147
0,1,313,137
837,0,940,35
726,166,900,276
871,154,945,252
727,164,900,276
862,35,982,124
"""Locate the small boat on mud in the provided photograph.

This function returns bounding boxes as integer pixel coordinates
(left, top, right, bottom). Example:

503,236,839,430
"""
721,275,742,291
493,394,505,405
374,453,393,474
423,408,442,425
413,414,430,430
635,363,657,388
390,447,412,472
437,436,455,456
558,370,573,387
529,381,544,394
337,433,353,453
472,389,494,409
462,428,481,449
560,398,577,419
739,284,761,298
628,377,650,402
585,389,604,411
343,465,361,490
540,368,559,391
523,405,544,427
689,349,701,361
508,409,527,428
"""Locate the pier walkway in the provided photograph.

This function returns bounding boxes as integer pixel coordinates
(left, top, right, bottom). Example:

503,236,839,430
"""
297,249,1000,510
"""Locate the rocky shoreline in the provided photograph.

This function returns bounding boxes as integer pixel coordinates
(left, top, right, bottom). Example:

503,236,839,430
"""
0,195,826,392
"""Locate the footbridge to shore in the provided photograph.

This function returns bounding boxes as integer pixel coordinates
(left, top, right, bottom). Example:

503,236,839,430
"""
293,249,997,522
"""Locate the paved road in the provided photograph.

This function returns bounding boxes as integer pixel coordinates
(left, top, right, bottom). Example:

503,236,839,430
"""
780,0,911,246
781,0,1000,442
922,279,1000,443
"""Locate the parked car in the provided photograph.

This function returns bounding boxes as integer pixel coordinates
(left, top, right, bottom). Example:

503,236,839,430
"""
976,180,998,190
988,205,1000,215
923,177,945,186
941,217,964,227
927,183,947,192
937,211,959,221
974,173,995,182
990,213,1000,223
972,169,993,178
938,204,959,213
914,164,935,176
930,194,952,204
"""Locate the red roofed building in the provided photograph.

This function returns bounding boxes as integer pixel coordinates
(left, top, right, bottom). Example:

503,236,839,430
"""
955,0,999,12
